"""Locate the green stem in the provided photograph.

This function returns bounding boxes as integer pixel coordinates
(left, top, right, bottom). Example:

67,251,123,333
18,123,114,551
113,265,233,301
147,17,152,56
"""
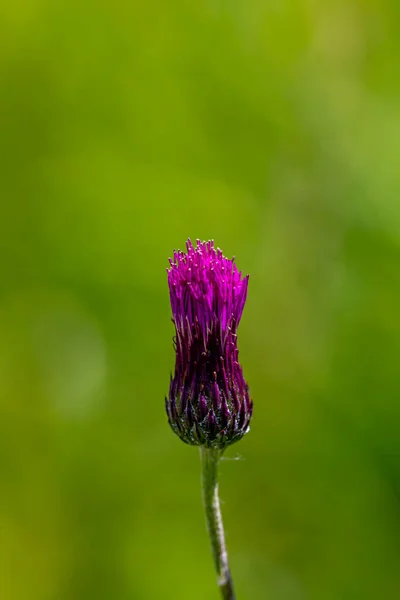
200,446,235,600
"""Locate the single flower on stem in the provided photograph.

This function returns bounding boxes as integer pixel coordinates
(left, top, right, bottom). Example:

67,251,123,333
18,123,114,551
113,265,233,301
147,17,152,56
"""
165,239,253,600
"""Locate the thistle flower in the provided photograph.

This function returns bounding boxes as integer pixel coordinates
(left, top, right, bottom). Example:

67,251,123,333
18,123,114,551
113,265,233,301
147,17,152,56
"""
165,239,253,600
166,239,253,450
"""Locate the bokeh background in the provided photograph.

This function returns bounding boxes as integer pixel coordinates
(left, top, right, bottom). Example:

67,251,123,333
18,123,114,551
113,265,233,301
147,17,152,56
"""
1,1,400,599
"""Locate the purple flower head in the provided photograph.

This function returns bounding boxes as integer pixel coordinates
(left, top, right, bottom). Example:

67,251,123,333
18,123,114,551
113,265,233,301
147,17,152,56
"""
165,239,253,449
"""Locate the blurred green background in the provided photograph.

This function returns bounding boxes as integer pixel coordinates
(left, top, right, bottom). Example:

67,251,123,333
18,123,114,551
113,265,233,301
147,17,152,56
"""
1,1,400,599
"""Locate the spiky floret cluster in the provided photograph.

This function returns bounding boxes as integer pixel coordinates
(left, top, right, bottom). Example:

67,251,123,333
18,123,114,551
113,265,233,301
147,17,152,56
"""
166,239,252,450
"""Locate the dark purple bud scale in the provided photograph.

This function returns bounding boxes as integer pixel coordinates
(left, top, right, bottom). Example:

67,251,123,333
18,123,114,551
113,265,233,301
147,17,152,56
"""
165,239,253,450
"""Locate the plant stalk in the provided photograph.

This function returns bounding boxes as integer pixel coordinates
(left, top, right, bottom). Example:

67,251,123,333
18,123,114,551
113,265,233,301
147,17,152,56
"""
200,446,235,600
